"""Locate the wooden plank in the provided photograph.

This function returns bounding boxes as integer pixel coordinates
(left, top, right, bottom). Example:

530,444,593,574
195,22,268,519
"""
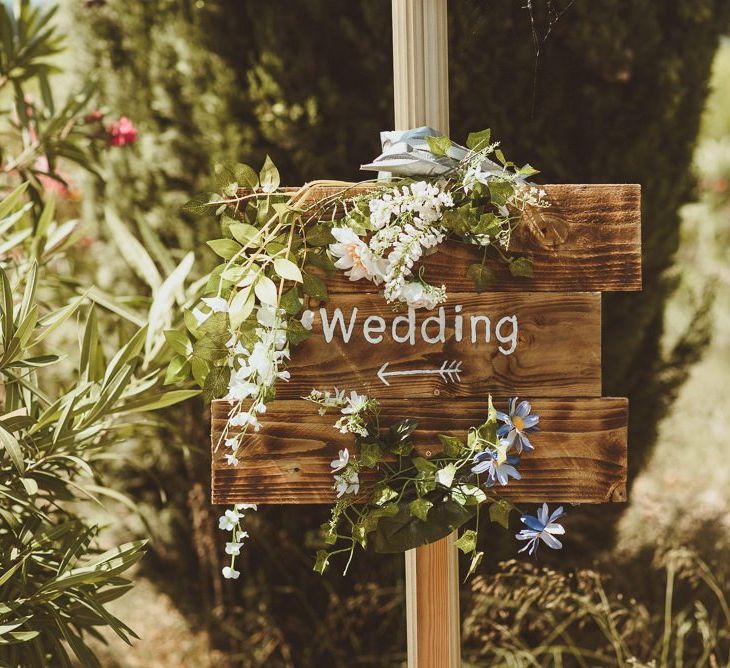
293,183,641,292
211,397,628,505
405,533,460,668
281,292,601,399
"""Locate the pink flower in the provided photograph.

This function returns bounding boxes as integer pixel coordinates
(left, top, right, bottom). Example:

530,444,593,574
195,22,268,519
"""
107,116,138,147
34,156,77,200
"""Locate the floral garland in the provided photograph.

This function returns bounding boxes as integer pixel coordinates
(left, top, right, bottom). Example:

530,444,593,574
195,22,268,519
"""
175,128,564,580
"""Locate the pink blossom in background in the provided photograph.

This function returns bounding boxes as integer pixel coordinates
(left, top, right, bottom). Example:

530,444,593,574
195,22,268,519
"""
107,116,138,147
34,156,77,200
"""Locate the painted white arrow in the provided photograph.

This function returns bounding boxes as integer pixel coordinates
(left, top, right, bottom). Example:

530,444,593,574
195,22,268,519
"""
376,360,463,386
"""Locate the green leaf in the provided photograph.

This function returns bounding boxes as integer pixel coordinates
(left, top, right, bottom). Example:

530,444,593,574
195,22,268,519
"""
466,128,492,151
280,287,303,316
203,365,231,400
229,222,261,245
286,318,311,346
488,499,514,529
372,500,475,553
313,550,331,575
438,434,464,458
359,442,383,468
518,163,539,176
426,135,453,157
488,179,513,207
455,529,477,554
274,258,303,283
467,263,496,293
214,162,238,195
207,238,241,260
306,224,336,246
0,424,24,473
254,275,278,306
508,257,534,278
260,155,280,193
182,192,218,216
302,272,328,301
371,484,398,507
236,163,259,188
466,550,484,578
164,330,190,357
164,355,189,385
229,287,255,329
451,484,487,506
412,457,437,474
409,498,433,522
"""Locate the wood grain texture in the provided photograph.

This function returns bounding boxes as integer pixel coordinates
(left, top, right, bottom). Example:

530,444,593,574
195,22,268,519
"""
211,397,628,505
292,183,641,292
406,534,461,668
283,292,601,399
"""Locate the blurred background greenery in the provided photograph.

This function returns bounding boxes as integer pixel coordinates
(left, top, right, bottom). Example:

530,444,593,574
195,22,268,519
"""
3,0,730,665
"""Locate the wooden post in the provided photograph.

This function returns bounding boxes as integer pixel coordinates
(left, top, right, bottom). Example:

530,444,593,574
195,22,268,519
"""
391,2,460,666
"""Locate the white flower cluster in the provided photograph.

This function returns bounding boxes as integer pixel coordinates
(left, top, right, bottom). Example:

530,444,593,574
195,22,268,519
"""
218,503,257,579
330,181,454,311
305,388,373,437
221,305,291,465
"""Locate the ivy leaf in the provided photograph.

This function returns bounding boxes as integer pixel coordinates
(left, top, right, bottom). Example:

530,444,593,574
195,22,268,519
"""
438,434,464,458
371,484,398,507
426,135,453,157
518,163,539,177
466,128,491,151
207,238,241,260
467,263,496,292
454,529,477,554
280,286,303,316
286,319,311,346
307,224,336,246
302,272,328,301
508,257,534,278
260,155,280,193
412,456,437,474
409,498,433,522
488,499,514,529
359,442,383,468
181,192,218,216
451,484,487,506
488,179,513,207
313,550,331,575
305,251,337,273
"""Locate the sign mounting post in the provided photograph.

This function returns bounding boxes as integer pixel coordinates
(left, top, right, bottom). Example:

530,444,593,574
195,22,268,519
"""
391,1,460,666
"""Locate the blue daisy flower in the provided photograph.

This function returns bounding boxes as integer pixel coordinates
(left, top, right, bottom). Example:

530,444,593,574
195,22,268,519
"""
497,398,540,453
515,503,566,555
471,448,521,486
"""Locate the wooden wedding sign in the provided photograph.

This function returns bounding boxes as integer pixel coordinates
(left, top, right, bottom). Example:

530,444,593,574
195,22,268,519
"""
211,183,640,505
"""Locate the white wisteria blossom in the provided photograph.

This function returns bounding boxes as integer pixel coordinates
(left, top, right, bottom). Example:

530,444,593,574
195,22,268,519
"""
222,566,240,580
330,448,350,472
218,508,242,532
334,469,360,498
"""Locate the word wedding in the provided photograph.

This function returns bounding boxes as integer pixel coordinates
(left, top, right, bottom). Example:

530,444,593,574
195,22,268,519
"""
316,305,519,354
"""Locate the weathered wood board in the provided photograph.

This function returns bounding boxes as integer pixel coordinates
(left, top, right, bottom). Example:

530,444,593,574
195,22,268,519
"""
299,183,641,293
211,398,628,504
212,182,640,507
279,292,601,399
